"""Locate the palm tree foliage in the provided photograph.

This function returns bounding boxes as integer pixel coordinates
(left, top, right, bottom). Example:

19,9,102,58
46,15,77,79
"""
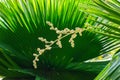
0,0,119,80
86,0,120,79
95,50,120,80
86,0,120,39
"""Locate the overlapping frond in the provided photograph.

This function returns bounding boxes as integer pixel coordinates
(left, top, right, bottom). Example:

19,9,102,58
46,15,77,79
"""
86,0,120,39
85,0,120,79
95,50,120,80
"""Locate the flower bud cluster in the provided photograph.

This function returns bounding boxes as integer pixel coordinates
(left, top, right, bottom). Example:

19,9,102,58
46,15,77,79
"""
33,21,84,69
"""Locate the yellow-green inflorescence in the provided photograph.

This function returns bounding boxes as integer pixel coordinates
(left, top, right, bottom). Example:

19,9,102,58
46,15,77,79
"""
33,21,85,69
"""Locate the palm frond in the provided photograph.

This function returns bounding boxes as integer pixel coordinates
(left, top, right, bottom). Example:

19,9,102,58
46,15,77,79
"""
95,50,120,80
0,0,118,79
85,0,120,39
84,0,120,79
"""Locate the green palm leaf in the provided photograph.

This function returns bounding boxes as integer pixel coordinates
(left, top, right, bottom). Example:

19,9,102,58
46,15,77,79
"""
85,0,120,39
95,50,120,80
85,0,120,79
0,0,118,80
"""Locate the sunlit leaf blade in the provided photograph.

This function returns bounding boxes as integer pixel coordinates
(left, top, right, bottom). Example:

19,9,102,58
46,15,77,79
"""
86,0,120,39
95,50,120,80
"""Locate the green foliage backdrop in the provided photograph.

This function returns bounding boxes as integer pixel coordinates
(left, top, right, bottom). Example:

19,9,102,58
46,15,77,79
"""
0,0,119,80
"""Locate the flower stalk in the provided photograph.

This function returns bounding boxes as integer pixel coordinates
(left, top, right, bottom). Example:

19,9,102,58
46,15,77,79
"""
33,21,85,69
